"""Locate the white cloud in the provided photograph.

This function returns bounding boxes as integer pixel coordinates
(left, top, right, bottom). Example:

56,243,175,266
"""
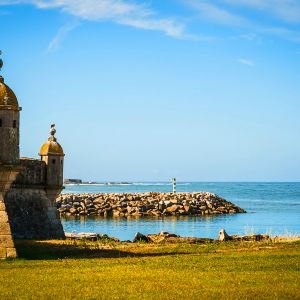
223,0,300,23
185,0,247,26
183,0,300,44
0,0,188,39
119,17,186,38
2,0,300,46
238,58,254,66
238,33,257,41
47,21,79,52
260,27,300,43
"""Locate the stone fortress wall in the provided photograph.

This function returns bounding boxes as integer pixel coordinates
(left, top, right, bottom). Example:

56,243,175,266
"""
0,54,65,259
0,139,65,260
4,159,64,239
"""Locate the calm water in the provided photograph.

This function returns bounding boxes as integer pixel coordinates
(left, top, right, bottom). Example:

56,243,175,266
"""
61,182,300,241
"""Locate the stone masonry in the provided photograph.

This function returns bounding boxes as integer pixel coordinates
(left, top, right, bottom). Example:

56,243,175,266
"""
4,159,65,240
0,54,65,259
0,166,20,258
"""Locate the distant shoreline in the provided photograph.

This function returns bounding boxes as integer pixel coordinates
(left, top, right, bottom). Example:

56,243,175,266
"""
64,181,300,185
84,182,131,185
64,182,191,186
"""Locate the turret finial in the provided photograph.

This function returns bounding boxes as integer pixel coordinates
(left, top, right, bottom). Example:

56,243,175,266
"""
48,124,57,142
0,50,4,83
0,50,3,71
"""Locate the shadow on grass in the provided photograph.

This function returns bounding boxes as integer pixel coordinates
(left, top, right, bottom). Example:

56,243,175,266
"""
15,240,190,260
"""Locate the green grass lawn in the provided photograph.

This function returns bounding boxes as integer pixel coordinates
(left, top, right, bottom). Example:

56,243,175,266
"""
0,239,299,299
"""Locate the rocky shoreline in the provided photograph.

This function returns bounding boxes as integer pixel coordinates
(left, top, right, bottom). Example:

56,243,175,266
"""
64,229,270,243
56,192,246,217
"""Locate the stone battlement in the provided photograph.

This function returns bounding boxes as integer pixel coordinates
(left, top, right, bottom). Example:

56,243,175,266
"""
12,158,47,187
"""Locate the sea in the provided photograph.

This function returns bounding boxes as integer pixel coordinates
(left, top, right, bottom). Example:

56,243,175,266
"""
61,182,300,241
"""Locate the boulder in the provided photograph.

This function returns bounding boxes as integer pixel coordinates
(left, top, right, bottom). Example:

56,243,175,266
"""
69,207,77,214
166,205,179,213
218,229,270,242
133,232,149,243
218,229,232,241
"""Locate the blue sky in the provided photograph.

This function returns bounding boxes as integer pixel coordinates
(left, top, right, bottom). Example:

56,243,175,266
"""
1,0,300,181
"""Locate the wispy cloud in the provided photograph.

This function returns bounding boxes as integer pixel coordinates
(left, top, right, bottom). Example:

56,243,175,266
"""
223,0,300,23
238,33,257,41
238,58,254,66
2,0,300,47
183,0,300,44
47,21,79,52
260,27,300,43
185,0,247,26
118,17,185,39
0,0,188,39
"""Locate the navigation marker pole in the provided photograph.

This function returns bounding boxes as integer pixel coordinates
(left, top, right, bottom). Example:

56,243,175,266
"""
172,178,176,193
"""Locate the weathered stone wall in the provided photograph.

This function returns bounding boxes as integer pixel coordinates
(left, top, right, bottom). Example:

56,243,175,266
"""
13,158,46,187
0,166,21,259
0,74,65,259
0,194,17,258
42,155,64,187
0,158,65,240
4,188,64,239
0,109,20,165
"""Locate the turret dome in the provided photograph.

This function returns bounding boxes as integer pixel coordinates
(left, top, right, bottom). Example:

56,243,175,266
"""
0,76,20,111
39,140,64,156
39,124,64,156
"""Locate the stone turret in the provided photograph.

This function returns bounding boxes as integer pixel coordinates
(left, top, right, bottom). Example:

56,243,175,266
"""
36,125,65,240
2,125,66,244
39,124,65,188
0,55,21,165
0,52,21,258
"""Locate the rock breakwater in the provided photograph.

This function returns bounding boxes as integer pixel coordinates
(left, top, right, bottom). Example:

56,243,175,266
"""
56,192,246,217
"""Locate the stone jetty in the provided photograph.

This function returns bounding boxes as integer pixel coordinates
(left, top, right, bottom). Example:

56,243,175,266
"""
56,192,246,217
